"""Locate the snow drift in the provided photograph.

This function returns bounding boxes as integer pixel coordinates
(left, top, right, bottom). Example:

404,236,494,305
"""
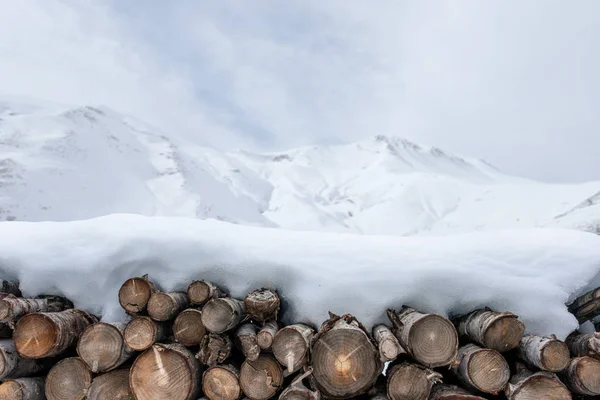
0,214,599,340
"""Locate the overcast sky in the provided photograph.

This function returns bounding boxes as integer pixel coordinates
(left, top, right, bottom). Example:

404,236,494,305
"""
1,0,599,183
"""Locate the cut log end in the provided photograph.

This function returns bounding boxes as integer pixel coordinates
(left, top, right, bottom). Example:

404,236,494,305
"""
564,356,600,396
257,321,278,351
197,333,233,367
77,323,129,373
483,316,525,352
174,308,206,346
187,280,222,305
87,369,132,400
244,289,280,322
387,363,440,400
203,365,241,400
507,369,572,400
0,377,45,400
0,301,11,321
201,298,244,334
118,276,155,314
541,340,570,372
13,313,57,359
410,314,458,367
147,291,188,322
272,325,313,374
45,357,92,400
240,355,283,400
465,348,510,393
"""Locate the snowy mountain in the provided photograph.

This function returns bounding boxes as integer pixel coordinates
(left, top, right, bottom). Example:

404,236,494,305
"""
1,97,599,236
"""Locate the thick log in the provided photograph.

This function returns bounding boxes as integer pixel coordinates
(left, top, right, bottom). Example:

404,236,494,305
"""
505,364,571,400
566,332,600,358
561,356,600,396
45,357,93,400
429,384,486,400
0,377,45,400
201,297,245,334
279,367,321,400
239,354,283,400
203,364,242,400
372,324,404,362
272,323,314,375
451,343,510,394
312,313,382,399
123,315,170,351
0,339,45,379
147,291,188,321
118,275,157,314
77,322,134,373
518,334,570,372
257,320,278,351
173,308,206,346
235,323,260,361
87,368,133,400
13,309,98,358
0,294,73,325
130,343,201,400
187,280,224,306
387,307,458,367
196,333,233,366
568,287,600,322
0,280,21,297
244,289,280,322
455,308,525,352
386,362,441,400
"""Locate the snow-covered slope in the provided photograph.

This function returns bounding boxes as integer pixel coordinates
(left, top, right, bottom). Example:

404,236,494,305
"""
1,97,599,236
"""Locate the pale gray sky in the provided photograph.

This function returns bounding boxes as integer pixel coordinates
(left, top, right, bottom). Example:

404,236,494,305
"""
1,0,598,182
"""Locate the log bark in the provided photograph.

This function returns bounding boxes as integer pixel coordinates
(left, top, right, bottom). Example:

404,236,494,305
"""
0,377,45,400
455,308,525,352
451,343,510,395
244,288,280,322
568,287,600,322
147,291,188,321
505,364,571,400
257,320,278,351
201,297,245,334
187,280,224,306
118,275,157,315
272,323,314,375
566,332,600,358
13,309,98,359
87,368,133,400
0,294,73,325
0,280,21,297
560,356,600,396
239,354,283,400
45,357,93,400
123,315,170,351
130,343,201,400
202,364,242,400
387,307,458,367
372,324,404,362
0,339,45,379
77,322,134,373
386,362,441,400
196,333,233,366
279,367,321,400
429,384,486,400
173,308,206,346
311,313,382,399
518,334,570,372
235,323,260,361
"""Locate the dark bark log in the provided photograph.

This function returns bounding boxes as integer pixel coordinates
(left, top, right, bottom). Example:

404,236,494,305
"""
451,343,510,395
147,291,188,322
45,357,93,400
235,323,260,361
0,377,45,400
257,320,278,351
279,367,321,400
202,364,242,400
455,308,525,352
518,334,570,372
244,289,280,322
77,322,134,373
372,323,404,362
311,313,382,399
187,280,224,306
239,354,283,400
272,323,314,375
0,280,21,297
386,362,441,400
13,309,98,359
0,294,73,326
560,356,600,396
429,384,486,400
201,297,245,334
196,333,233,367
568,287,600,322
173,308,206,346
387,307,458,367
123,315,170,351
566,332,600,358
505,364,571,400
130,343,201,400
0,339,45,379
87,368,133,400
118,275,157,315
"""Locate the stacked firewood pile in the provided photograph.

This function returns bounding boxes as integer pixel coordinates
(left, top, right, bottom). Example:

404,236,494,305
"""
0,276,599,400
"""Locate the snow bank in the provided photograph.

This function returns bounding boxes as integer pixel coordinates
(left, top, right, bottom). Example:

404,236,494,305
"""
0,214,599,339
